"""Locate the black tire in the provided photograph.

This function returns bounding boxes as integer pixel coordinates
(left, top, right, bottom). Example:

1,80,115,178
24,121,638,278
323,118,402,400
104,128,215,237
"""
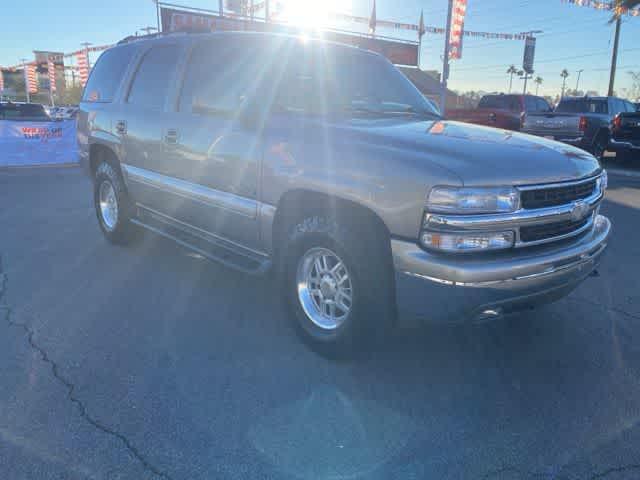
93,162,136,244
590,133,608,161
282,214,394,357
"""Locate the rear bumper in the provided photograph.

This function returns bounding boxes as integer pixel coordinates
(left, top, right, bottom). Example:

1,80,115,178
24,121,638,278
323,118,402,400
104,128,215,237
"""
392,214,611,325
609,139,640,152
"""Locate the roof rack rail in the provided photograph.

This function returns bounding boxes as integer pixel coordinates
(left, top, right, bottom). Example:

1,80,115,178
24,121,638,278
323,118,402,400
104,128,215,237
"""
117,31,188,45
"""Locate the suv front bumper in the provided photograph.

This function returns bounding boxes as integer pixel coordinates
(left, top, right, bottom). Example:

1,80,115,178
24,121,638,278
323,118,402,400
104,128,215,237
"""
392,214,611,324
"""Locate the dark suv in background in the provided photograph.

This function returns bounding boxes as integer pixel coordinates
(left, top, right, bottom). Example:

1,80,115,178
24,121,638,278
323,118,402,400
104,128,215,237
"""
78,32,610,353
522,96,637,159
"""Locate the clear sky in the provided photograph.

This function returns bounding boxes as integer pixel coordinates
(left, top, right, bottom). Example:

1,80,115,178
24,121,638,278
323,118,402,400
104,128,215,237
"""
1,0,639,99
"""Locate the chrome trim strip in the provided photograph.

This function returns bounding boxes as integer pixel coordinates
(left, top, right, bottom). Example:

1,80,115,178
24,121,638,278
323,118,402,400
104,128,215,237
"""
425,191,602,230
136,203,269,258
610,139,640,150
122,163,257,218
516,173,599,191
403,241,606,287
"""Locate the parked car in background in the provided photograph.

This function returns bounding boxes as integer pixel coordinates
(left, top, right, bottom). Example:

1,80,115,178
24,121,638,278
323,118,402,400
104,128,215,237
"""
610,105,640,162
78,32,610,353
0,101,51,121
447,94,552,131
521,96,632,159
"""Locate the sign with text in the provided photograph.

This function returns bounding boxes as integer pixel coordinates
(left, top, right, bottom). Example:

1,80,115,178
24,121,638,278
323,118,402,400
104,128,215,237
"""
160,7,418,66
0,120,78,166
523,36,536,74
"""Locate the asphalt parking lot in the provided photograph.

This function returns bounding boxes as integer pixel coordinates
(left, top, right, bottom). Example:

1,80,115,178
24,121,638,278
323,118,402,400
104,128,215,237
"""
1,165,640,480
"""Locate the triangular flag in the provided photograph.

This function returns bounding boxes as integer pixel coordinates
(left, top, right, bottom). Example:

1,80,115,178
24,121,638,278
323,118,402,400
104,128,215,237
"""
418,9,426,37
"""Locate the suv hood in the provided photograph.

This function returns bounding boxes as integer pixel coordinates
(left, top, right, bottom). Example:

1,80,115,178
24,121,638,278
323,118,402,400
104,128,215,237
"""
345,118,601,186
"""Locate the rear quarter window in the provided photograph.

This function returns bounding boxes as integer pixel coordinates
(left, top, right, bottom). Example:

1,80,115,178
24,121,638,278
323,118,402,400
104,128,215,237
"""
556,99,608,114
82,45,136,103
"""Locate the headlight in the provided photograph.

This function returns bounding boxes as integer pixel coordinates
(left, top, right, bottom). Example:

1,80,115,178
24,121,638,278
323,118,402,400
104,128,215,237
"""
598,170,608,192
421,231,515,252
427,186,520,214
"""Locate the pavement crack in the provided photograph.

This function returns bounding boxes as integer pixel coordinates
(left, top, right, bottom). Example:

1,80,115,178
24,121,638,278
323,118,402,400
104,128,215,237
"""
0,254,173,480
589,463,640,479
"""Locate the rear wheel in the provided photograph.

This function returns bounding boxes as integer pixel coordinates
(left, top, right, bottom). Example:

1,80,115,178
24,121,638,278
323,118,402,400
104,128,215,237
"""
590,133,608,160
94,162,136,244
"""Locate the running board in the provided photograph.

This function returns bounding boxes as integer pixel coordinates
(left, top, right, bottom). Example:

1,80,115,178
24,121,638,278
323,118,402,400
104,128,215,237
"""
131,207,271,275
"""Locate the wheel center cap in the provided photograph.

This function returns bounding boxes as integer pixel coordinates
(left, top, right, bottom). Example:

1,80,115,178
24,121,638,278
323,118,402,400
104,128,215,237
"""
320,275,337,298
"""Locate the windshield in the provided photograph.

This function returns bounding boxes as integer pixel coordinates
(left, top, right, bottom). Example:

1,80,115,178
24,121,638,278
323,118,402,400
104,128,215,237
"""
555,99,608,114
0,103,50,120
271,46,440,118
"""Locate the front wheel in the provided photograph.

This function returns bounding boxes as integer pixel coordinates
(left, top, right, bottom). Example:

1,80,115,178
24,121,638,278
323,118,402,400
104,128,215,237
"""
283,215,393,356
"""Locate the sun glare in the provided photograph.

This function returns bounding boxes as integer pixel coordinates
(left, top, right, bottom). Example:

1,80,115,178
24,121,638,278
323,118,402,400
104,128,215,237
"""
278,0,346,29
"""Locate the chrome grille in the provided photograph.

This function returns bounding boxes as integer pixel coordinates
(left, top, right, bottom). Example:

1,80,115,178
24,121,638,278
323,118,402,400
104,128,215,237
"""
520,216,590,243
520,179,597,209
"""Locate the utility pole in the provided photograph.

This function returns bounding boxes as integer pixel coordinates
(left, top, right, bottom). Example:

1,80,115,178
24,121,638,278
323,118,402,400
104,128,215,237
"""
440,0,454,115
523,73,529,95
20,58,30,103
80,42,92,69
575,69,584,93
608,16,621,97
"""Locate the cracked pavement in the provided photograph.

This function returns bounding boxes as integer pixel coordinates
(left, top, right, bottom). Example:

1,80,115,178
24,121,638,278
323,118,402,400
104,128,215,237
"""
1,166,640,479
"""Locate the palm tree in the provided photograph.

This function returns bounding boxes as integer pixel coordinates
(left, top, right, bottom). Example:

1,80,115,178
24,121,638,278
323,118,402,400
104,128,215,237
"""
560,69,570,98
507,65,518,93
534,76,543,95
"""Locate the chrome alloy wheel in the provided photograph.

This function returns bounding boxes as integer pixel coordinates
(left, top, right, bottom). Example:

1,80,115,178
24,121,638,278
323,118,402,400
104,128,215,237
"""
98,180,118,231
296,247,354,330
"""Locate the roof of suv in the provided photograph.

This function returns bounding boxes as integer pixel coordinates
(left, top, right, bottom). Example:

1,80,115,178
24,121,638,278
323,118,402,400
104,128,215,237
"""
114,30,382,58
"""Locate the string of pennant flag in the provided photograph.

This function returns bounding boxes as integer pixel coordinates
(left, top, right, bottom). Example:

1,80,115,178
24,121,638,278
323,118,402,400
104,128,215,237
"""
561,0,640,16
328,11,530,40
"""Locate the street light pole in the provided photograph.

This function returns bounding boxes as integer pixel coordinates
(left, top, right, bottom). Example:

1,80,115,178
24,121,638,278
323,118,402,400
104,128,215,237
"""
440,0,454,116
575,69,584,93
608,16,621,97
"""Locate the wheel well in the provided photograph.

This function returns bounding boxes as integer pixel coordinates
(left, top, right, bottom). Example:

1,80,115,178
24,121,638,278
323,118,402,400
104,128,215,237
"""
89,144,122,179
272,189,392,264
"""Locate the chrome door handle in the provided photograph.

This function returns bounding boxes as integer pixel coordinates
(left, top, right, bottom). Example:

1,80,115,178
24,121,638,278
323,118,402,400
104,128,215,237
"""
164,128,178,144
115,120,127,135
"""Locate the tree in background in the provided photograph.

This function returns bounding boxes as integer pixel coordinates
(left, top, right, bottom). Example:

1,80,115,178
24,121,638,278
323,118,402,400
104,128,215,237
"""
534,76,543,95
56,85,84,106
507,65,518,93
560,69,570,97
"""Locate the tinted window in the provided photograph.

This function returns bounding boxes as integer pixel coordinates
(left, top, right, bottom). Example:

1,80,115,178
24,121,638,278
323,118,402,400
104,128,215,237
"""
524,96,538,112
82,45,136,103
128,45,182,110
179,39,267,115
536,98,551,112
556,99,608,114
0,103,50,120
478,95,520,111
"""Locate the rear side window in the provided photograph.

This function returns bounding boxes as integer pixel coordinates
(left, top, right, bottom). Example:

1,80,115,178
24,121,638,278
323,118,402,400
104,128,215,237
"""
524,96,537,112
536,98,551,112
128,45,182,110
82,45,136,103
179,40,266,115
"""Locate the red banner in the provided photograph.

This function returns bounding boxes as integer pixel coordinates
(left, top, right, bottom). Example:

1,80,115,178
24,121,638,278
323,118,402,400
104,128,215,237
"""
47,58,56,93
27,65,38,94
76,51,89,87
448,0,467,60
